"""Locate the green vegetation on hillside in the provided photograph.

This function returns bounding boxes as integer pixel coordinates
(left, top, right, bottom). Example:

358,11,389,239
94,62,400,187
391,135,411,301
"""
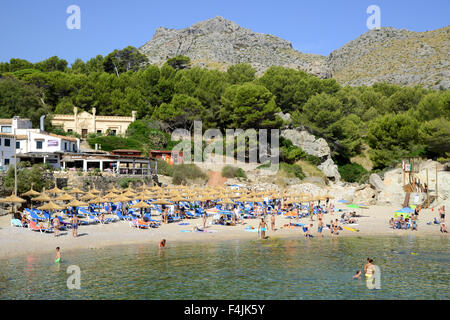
0,50,448,171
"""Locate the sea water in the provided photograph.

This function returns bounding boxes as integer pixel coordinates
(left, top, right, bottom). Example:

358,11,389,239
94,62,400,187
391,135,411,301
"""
0,236,448,299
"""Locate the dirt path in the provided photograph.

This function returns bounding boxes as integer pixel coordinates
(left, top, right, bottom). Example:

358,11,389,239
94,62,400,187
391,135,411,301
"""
208,171,227,187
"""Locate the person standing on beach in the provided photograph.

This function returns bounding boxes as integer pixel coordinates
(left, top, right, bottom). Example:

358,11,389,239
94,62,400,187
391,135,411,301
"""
159,239,166,248
52,216,60,237
163,207,169,224
439,206,445,223
202,211,207,229
330,203,334,215
71,215,79,238
411,212,418,231
270,214,276,231
258,218,268,239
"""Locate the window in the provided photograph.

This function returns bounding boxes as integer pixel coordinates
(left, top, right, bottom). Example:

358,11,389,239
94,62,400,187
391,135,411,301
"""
67,129,73,133
36,141,43,149
4,159,9,165
97,130,102,134
1,126,12,133
64,142,68,150
4,139,10,147
73,144,76,152
16,141,20,149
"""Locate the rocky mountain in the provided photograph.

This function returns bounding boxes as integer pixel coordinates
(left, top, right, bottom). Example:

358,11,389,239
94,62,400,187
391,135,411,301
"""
139,16,330,78
139,17,449,89
327,26,450,90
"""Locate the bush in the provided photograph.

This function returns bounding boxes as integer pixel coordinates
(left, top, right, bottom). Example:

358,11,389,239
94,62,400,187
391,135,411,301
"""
3,163,53,194
87,135,142,152
338,163,369,183
155,160,175,176
87,168,101,176
279,162,305,180
118,177,140,189
172,164,207,185
305,155,321,166
221,165,247,178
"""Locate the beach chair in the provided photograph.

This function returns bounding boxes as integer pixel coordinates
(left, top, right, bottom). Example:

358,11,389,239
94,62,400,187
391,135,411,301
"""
116,211,132,221
87,215,101,224
29,211,46,222
57,216,71,229
28,220,52,234
129,218,149,229
11,219,24,228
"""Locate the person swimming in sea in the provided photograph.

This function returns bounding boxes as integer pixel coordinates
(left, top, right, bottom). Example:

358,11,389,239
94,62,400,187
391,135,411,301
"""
353,270,361,279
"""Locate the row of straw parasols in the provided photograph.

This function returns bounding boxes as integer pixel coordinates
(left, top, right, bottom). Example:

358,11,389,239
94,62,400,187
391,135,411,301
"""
1,179,337,219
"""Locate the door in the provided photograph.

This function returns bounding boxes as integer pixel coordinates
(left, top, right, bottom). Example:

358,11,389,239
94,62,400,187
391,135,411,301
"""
81,129,88,138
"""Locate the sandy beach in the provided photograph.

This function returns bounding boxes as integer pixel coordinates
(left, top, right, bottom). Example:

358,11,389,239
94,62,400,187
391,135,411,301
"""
0,203,446,260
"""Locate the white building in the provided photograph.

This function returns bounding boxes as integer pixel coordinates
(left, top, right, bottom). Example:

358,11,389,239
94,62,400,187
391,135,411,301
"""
0,133,18,171
0,116,81,171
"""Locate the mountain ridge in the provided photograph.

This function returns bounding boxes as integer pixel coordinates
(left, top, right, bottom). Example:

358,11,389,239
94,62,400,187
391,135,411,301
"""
139,16,450,89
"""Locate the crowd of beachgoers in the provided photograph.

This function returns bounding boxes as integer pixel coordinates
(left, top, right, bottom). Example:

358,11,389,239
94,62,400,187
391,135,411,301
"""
3,183,447,242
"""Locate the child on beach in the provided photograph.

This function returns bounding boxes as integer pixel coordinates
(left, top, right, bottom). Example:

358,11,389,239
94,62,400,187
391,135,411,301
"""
55,247,61,264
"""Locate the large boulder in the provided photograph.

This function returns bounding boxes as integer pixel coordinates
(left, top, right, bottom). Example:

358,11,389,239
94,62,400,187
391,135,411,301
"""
369,173,385,192
281,129,330,158
353,186,376,205
318,157,341,182
281,128,340,181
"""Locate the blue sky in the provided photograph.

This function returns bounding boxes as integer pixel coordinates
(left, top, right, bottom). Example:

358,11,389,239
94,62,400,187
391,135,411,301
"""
0,0,448,64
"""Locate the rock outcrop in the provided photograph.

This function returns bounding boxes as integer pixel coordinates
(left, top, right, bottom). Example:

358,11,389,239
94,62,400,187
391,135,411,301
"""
281,128,341,181
140,16,330,77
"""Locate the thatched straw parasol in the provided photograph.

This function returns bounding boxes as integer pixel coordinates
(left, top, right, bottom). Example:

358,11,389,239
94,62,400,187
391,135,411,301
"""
0,194,26,204
89,185,101,194
111,194,131,203
21,186,41,197
68,187,85,195
109,186,121,193
80,193,96,201
65,199,88,208
151,199,172,205
54,193,75,201
31,191,52,203
47,183,64,194
37,201,64,211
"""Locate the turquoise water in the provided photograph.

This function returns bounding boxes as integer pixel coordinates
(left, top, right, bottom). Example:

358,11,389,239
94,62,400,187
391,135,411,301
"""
0,236,449,300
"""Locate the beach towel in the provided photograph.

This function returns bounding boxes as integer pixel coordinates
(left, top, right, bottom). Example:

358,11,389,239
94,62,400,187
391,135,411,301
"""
178,223,190,225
